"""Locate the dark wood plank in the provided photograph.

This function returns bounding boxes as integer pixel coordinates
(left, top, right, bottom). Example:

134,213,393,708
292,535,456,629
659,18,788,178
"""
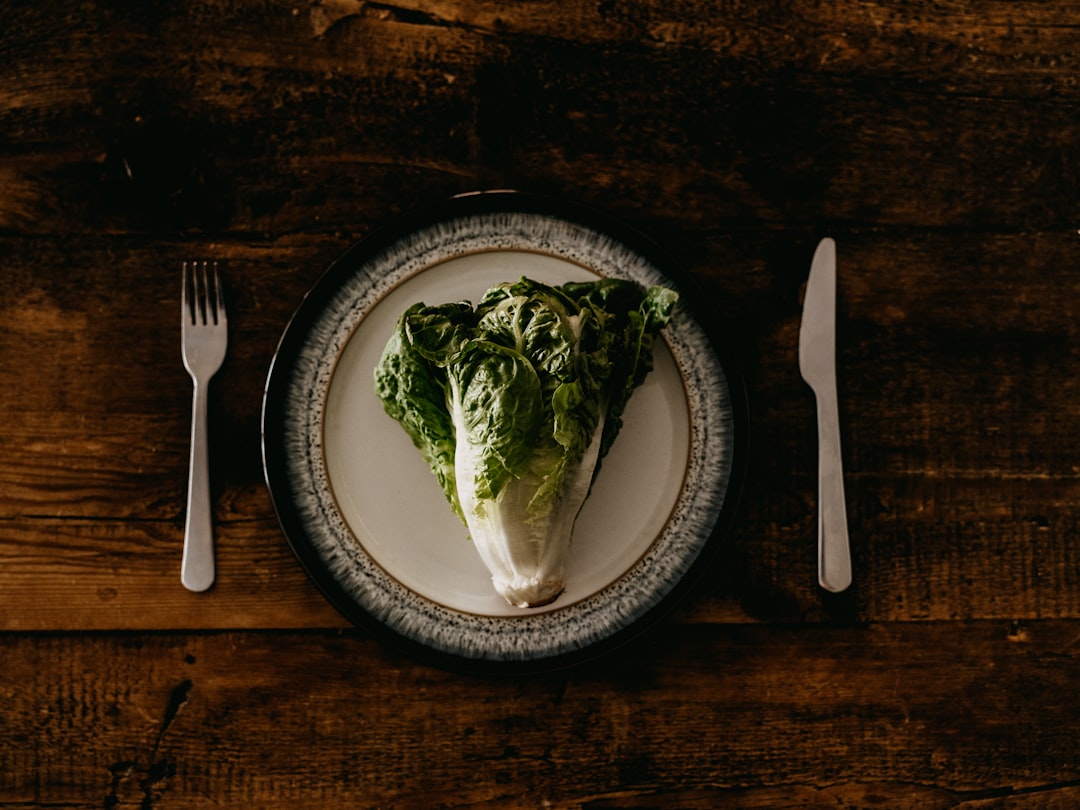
3,230,1079,628
0,1,1076,237
0,517,345,631
1,622,1078,807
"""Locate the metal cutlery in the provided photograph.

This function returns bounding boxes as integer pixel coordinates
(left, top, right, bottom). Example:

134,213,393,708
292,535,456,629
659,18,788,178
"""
180,261,228,592
798,238,852,593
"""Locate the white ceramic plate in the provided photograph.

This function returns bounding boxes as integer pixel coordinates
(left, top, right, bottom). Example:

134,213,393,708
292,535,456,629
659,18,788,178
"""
262,192,746,671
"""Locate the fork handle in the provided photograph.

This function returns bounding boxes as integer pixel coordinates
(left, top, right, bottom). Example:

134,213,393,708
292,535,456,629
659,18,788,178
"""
814,385,852,593
182,380,216,592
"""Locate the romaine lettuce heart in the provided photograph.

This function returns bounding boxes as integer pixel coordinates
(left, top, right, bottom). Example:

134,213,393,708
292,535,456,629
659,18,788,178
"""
374,276,677,608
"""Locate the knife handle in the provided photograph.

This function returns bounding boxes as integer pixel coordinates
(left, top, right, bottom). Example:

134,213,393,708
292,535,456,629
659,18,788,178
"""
815,385,852,593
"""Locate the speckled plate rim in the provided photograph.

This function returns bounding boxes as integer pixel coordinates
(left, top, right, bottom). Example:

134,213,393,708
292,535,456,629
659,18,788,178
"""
261,191,748,673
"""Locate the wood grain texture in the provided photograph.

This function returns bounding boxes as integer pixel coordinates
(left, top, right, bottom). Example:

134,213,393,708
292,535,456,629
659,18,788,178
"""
1,623,1079,808
0,1,1077,238
2,0,1079,805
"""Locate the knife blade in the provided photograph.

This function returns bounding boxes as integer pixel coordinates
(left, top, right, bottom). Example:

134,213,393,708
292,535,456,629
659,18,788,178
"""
798,237,852,593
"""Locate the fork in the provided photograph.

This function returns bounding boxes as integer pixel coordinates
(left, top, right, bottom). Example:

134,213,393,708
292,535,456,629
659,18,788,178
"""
181,261,228,592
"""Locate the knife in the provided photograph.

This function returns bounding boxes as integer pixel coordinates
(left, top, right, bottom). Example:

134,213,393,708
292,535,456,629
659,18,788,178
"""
798,237,852,593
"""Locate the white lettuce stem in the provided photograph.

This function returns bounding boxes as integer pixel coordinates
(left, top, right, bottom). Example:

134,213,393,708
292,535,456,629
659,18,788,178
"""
458,414,606,608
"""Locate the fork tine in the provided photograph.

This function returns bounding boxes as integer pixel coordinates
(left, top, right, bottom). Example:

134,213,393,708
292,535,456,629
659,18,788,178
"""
182,261,193,324
196,261,208,324
210,262,225,326
198,261,210,324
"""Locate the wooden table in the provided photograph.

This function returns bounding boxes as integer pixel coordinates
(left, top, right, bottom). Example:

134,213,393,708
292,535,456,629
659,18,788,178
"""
3,1,1079,806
